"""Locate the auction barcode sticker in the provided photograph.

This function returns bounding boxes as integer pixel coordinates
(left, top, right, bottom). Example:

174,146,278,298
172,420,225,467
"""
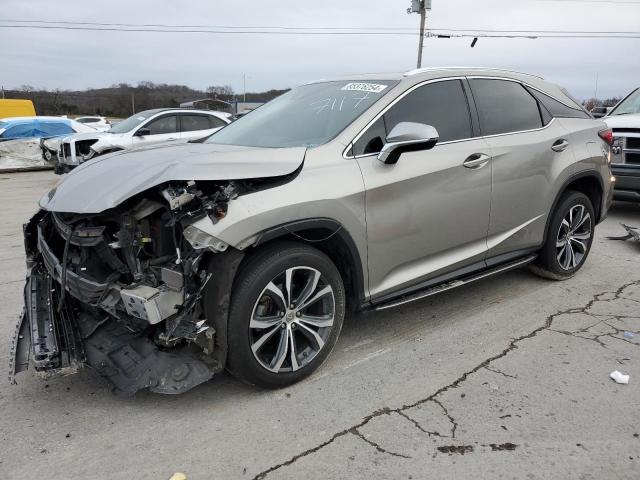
341,83,388,93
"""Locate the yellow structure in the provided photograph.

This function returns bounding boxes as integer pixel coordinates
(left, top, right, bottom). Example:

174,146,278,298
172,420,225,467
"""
0,99,36,119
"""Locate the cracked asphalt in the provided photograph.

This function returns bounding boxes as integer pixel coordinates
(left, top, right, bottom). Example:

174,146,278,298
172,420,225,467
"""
1,171,639,480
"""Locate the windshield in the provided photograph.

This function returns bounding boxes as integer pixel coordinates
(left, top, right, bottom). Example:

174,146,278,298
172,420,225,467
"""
610,88,640,116
108,110,156,133
206,80,396,148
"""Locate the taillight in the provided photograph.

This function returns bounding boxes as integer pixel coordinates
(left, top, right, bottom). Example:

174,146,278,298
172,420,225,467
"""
598,128,614,146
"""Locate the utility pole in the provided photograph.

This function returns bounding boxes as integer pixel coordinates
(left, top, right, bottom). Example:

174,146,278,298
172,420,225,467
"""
131,92,135,114
243,73,246,103
409,0,431,68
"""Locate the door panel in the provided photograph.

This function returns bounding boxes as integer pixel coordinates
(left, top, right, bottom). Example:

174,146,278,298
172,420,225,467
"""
484,120,575,256
358,138,492,298
468,78,577,257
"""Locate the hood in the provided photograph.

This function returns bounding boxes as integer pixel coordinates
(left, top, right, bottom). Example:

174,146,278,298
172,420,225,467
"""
604,113,640,129
61,131,109,143
40,142,306,213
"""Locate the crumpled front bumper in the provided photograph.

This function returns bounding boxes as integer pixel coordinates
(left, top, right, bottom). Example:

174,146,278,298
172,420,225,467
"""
10,213,214,396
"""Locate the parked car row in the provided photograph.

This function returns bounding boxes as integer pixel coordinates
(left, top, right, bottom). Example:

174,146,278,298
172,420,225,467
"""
48,108,232,173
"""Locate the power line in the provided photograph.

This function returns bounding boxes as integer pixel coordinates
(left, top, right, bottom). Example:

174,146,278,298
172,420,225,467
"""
2,19,640,35
1,23,640,38
1,19,419,30
0,25,420,35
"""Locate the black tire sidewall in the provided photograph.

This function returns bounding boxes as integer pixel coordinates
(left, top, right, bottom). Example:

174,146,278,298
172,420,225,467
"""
538,191,595,278
226,243,345,388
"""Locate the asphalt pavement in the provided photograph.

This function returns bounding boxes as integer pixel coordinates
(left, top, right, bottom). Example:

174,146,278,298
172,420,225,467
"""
1,171,639,480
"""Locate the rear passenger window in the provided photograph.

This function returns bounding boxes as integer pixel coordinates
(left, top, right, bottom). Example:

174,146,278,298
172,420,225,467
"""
145,115,177,135
470,79,543,136
208,116,227,128
352,80,473,156
181,115,211,132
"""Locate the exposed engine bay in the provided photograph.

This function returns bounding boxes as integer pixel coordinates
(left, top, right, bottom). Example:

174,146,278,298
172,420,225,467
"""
10,179,252,396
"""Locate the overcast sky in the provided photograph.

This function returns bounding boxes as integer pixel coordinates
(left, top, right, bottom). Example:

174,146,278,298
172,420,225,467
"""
2,0,639,99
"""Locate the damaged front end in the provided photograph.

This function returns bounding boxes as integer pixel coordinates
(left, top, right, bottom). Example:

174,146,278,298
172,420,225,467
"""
10,180,243,396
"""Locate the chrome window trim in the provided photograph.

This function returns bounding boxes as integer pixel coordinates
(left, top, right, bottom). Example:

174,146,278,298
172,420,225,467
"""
467,75,584,111
404,67,544,80
342,75,560,160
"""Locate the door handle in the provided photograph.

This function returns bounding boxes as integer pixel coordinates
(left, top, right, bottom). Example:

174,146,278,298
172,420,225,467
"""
551,139,569,152
463,153,491,169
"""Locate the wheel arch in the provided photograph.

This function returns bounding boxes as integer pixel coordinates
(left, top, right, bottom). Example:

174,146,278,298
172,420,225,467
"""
544,170,604,241
200,218,366,372
251,218,367,312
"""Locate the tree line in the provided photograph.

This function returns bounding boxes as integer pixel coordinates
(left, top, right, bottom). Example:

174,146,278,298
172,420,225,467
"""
3,82,289,119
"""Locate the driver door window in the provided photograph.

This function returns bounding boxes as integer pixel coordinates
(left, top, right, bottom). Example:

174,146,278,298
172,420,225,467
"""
352,80,473,156
144,116,178,135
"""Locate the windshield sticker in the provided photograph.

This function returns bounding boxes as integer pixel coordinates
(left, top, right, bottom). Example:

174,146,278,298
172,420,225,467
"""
136,116,146,121
341,83,388,94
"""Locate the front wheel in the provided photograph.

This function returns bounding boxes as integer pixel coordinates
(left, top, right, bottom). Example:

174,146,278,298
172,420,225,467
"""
530,191,595,280
226,242,345,388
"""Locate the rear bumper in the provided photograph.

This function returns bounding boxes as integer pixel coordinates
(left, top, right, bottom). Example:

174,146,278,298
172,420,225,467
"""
612,166,640,202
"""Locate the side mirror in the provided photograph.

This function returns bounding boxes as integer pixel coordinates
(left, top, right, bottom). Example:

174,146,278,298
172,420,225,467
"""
377,122,439,164
135,127,151,137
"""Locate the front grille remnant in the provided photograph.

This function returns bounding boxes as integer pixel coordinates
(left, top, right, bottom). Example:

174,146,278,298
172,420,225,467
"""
612,130,640,165
24,267,84,373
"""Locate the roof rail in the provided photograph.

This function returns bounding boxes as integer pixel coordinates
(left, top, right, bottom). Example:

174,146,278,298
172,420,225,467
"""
404,66,544,80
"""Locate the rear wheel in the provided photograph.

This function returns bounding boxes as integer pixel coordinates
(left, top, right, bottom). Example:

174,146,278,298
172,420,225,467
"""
530,191,595,280
227,242,345,388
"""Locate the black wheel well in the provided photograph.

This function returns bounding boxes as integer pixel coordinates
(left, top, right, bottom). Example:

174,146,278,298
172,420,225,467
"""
248,220,365,312
564,174,603,222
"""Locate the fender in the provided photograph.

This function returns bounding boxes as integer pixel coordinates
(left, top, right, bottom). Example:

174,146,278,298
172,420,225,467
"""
254,218,367,307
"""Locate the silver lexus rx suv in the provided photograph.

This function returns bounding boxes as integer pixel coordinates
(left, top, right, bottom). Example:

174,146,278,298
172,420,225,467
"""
11,67,614,395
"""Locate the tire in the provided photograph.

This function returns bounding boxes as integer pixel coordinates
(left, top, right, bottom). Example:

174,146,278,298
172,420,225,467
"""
530,190,595,280
226,241,345,388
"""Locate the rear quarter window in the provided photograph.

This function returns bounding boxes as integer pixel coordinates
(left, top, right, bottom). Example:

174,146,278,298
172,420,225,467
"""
526,87,591,119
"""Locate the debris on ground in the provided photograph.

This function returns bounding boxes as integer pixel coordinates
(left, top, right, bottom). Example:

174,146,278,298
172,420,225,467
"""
489,442,518,451
610,370,630,384
168,473,187,480
623,332,636,339
607,224,640,244
437,445,474,455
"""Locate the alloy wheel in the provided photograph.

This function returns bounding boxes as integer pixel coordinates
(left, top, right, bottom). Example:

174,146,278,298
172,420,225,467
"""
249,266,335,373
556,204,592,271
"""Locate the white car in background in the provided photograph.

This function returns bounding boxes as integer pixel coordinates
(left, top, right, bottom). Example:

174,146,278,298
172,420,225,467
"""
55,108,232,173
75,116,112,132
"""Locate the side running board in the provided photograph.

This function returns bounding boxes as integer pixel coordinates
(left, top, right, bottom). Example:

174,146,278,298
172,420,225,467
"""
374,254,537,312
